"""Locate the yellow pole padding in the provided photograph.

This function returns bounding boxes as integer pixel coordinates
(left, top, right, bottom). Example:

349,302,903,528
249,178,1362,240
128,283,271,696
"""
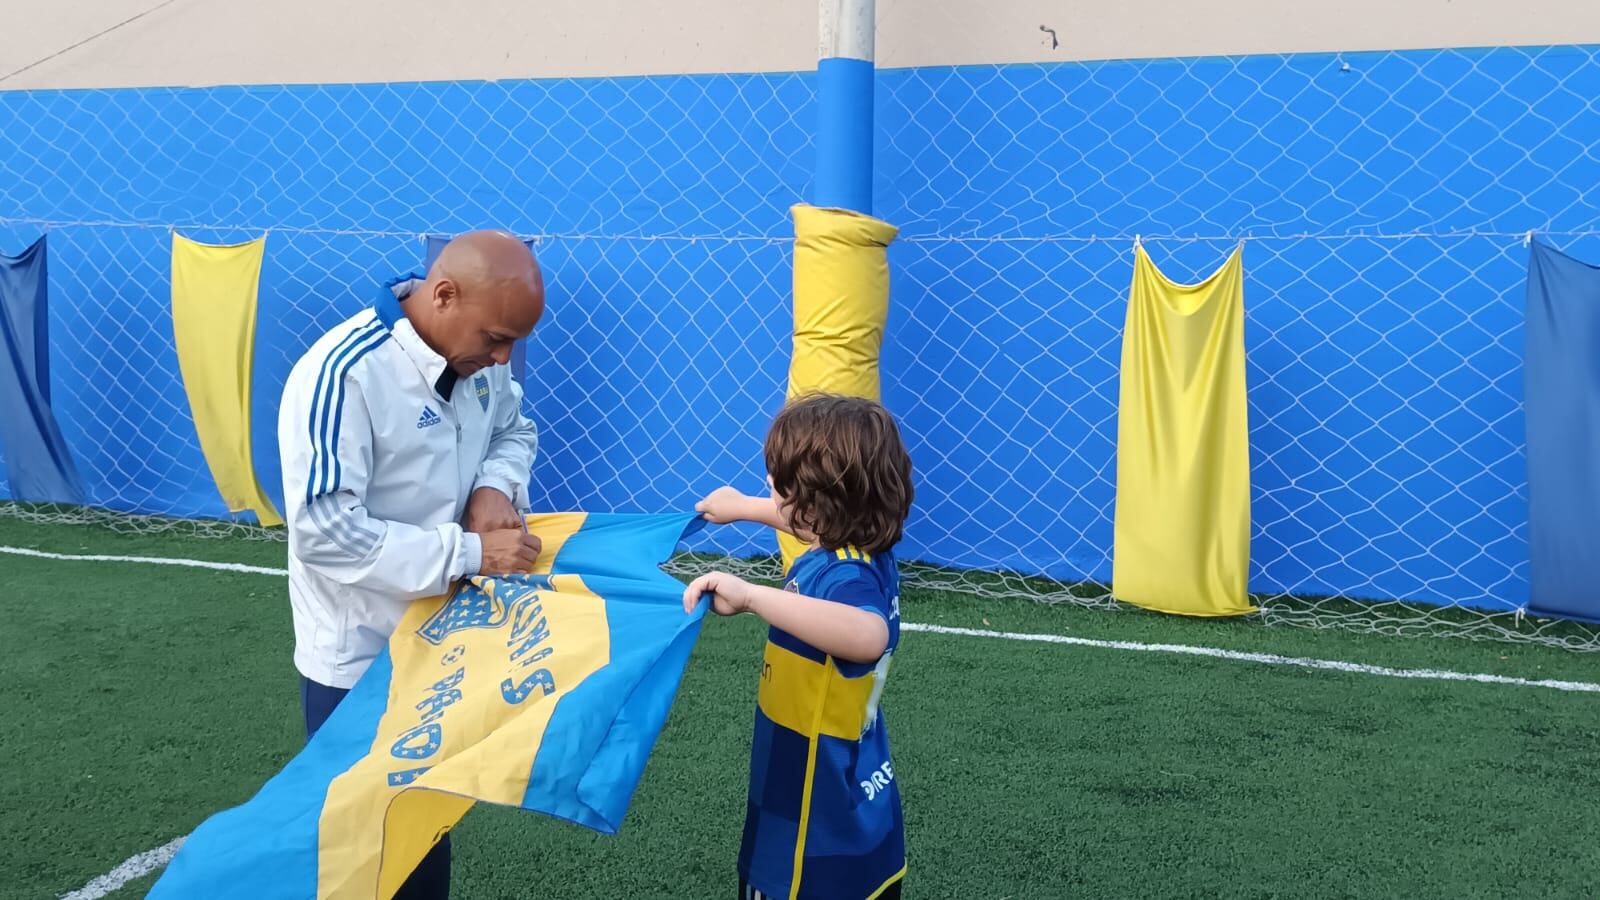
779,204,898,573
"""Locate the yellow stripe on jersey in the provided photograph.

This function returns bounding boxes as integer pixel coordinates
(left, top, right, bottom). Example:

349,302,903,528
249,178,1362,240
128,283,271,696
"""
789,681,829,900
758,641,877,740
865,865,908,899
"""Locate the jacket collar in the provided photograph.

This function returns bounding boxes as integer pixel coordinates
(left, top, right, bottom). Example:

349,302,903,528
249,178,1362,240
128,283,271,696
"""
374,274,458,401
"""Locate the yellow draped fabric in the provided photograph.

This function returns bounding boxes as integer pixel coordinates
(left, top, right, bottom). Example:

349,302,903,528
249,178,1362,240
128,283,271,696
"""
171,233,282,526
779,205,898,573
1112,244,1253,616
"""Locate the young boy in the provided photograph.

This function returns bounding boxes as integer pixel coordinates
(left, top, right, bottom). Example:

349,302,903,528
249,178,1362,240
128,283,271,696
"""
683,393,914,900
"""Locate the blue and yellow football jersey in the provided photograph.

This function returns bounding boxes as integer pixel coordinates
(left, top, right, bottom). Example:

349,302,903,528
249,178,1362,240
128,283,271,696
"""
738,544,905,900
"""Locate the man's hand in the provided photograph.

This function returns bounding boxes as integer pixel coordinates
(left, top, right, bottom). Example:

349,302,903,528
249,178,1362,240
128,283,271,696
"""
695,486,752,525
479,528,542,575
464,486,522,534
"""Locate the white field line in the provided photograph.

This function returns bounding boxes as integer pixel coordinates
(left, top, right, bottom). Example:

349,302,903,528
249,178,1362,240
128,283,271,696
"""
901,623,1600,694
1,544,286,576
59,837,185,899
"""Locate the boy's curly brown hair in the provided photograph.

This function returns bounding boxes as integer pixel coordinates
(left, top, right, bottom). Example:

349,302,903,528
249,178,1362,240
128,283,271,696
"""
764,393,914,555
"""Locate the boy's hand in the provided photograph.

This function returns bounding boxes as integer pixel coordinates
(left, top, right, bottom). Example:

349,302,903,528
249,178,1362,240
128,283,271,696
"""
694,486,750,525
683,571,756,616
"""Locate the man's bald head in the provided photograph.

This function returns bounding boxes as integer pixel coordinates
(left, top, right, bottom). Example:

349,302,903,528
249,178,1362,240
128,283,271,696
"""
430,230,542,293
406,230,545,377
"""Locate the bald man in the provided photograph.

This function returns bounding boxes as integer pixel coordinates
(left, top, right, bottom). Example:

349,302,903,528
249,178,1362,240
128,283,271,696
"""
276,231,545,898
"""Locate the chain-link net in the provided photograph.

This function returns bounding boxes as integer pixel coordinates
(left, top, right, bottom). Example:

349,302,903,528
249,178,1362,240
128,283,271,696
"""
3,46,1599,650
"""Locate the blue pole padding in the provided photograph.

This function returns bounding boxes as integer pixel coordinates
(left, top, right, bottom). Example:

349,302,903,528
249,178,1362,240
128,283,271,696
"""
814,56,875,214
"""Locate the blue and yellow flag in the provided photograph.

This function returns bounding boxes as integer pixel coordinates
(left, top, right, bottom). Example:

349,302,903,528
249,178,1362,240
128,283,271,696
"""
151,512,708,899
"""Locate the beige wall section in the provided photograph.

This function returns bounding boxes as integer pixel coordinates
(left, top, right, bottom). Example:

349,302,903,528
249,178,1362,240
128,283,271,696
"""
6,0,1600,90
0,0,156,82
888,0,1600,66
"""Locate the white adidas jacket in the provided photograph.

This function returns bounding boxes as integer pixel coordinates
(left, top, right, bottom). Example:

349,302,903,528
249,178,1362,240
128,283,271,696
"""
277,276,538,688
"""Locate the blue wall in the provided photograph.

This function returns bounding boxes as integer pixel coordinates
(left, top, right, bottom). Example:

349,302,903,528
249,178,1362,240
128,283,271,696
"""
2,45,1598,610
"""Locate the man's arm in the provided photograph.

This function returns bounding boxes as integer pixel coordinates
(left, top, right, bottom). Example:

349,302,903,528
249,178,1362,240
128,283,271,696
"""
281,373,484,598
473,373,538,509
